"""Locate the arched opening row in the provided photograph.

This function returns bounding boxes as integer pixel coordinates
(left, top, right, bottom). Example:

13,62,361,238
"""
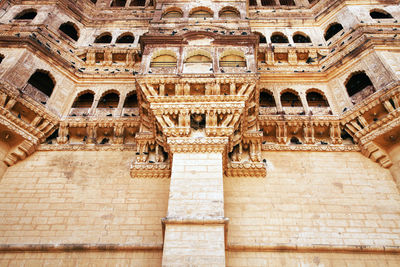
256,31,312,44
259,89,330,115
250,0,295,6
70,90,139,117
162,6,241,19
150,50,247,69
110,0,152,7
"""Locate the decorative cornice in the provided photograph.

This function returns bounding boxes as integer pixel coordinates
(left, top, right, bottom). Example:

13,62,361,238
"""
167,137,229,153
130,162,171,179
226,162,266,177
262,144,360,152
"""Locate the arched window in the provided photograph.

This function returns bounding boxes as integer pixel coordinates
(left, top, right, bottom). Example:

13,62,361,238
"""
370,9,393,19
163,8,183,19
27,70,55,97
254,32,267,44
281,91,302,107
261,0,275,5
130,0,146,6
72,91,94,108
271,32,289,43
14,9,37,20
293,33,311,43
280,0,295,5
345,72,374,101
189,8,213,18
260,91,276,107
123,92,138,108
185,54,212,63
324,23,343,41
219,7,240,19
220,55,246,67
111,0,126,7
59,22,79,41
151,51,177,67
98,91,120,108
116,33,134,43
94,33,112,44
306,90,329,107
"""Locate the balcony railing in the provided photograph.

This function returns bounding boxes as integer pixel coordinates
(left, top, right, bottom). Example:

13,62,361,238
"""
150,62,177,68
219,61,246,67
22,83,49,104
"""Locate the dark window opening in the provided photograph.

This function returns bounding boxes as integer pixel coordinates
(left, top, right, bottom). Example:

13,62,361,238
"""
94,33,112,44
324,23,343,41
91,0,97,4
281,91,302,107
130,0,146,6
111,0,126,7
27,70,55,97
116,34,134,43
123,93,138,108
345,72,374,97
249,0,257,6
306,91,329,107
59,22,79,41
98,93,120,108
370,10,393,19
271,33,289,43
255,32,267,44
280,0,295,6
261,0,275,5
260,92,276,107
293,34,311,43
14,9,37,20
72,92,94,108
0,55,4,64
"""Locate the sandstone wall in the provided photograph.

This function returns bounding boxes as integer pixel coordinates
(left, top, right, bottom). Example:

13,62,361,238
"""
0,150,169,246
224,151,400,264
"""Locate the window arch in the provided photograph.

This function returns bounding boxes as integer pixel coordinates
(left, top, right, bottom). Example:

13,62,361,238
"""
271,32,289,43
94,32,112,44
123,92,138,108
260,90,276,107
306,90,329,107
14,9,37,20
151,50,177,67
27,70,55,97
163,8,183,19
59,22,79,41
116,33,134,44
220,50,246,67
345,71,374,100
293,32,311,43
185,50,212,63
370,9,393,19
254,32,267,44
189,7,213,18
219,7,240,19
111,0,126,7
98,91,120,108
324,23,343,41
72,91,95,108
281,90,302,107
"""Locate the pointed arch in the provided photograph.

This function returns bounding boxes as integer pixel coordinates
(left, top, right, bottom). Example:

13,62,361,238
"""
27,70,55,97
59,22,80,41
324,22,344,41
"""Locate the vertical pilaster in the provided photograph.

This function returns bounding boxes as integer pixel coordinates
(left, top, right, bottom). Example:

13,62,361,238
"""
162,139,228,267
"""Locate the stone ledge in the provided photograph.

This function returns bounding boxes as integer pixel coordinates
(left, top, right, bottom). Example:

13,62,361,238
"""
228,243,400,254
0,243,163,252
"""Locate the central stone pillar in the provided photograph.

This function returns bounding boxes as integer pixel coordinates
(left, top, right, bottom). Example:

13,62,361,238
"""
162,138,228,267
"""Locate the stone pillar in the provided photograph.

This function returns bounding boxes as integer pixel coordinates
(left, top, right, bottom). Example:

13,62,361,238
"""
162,138,228,267
0,141,10,179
